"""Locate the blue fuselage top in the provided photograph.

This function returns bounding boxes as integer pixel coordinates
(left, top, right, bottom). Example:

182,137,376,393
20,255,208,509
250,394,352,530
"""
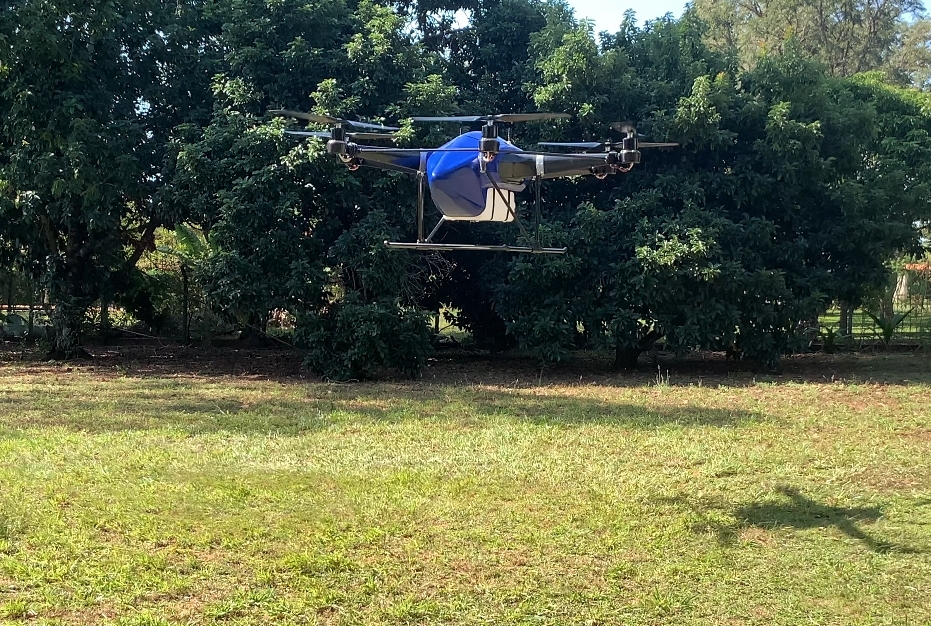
425,131,527,219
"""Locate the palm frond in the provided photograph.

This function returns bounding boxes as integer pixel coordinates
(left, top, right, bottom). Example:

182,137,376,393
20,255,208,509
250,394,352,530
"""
175,223,208,259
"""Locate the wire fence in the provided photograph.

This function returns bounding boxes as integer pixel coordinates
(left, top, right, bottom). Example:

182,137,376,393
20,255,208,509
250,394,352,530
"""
5,265,931,347
820,308,931,342
818,264,931,346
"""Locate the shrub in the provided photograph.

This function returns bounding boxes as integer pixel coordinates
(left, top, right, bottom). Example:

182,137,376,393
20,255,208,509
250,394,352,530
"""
295,296,432,380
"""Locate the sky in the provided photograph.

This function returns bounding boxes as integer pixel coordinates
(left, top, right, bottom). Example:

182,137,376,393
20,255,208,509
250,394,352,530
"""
568,0,689,32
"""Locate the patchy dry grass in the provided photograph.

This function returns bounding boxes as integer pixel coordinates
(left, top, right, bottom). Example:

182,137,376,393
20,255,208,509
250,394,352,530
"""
0,348,930,625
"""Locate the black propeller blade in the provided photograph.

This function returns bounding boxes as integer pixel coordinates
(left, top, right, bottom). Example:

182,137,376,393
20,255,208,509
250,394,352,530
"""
610,121,637,133
538,136,679,151
284,130,398,142
270,109,399,131
412,112,571,123
538,141,604,151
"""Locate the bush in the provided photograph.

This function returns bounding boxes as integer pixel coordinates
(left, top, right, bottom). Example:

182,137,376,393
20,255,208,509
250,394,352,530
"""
295,296,432,380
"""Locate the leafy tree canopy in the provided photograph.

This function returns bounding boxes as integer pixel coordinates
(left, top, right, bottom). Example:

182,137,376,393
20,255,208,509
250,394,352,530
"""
0,0,219,356
691,0,931,85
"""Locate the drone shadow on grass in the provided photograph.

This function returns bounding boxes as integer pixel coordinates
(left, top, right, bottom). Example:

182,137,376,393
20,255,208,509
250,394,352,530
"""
673,486,921,554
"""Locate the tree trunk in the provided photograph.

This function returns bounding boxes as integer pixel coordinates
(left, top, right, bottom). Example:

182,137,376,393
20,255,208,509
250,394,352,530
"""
99,289,110,344
893,272,909,305
49,262,97,361
181,264,190,344
238,311,269,347
614,329,663,370
614,345,642,370
49,295,91,360
880,283,895,320
27,288,34,337
839,302,853,336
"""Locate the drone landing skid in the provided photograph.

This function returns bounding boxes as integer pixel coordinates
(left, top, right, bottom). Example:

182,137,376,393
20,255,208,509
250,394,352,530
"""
385,172,566,255
384,241,568,254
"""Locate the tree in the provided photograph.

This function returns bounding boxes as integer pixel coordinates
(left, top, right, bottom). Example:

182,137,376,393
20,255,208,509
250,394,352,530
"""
0,0,219,357
691,0,931,84
164,0,456,374
494,31,930,368
295,210,435,380
7,0,927,374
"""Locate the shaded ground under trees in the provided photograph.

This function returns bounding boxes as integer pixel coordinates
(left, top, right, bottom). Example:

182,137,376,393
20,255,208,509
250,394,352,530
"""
3,341,929,387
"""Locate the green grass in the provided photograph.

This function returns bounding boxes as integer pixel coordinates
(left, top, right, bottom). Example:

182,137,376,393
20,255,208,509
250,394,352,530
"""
1,353,930,625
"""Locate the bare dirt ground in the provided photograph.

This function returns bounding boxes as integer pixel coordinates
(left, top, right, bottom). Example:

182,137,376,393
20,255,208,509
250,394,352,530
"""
1,338,928,387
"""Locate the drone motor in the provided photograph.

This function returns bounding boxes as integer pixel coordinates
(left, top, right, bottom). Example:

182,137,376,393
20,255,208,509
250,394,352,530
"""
479,122,499,165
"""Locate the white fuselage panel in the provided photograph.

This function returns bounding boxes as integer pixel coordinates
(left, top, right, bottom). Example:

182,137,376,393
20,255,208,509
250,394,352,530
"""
443,188,516,222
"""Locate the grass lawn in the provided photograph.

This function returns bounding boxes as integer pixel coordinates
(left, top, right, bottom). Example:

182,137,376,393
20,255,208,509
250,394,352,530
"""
1,347,930,625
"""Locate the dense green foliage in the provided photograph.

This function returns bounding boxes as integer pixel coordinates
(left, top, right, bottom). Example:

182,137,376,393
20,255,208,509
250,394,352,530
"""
0,0,218,355
2,0,930,376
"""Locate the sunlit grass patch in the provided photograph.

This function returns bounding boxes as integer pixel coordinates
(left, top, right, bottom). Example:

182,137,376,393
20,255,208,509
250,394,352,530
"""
0,354,929,624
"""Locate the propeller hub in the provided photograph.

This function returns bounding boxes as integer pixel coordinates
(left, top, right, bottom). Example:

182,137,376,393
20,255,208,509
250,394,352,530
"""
327,139,348,155
479,138,499,154
479,122,500,160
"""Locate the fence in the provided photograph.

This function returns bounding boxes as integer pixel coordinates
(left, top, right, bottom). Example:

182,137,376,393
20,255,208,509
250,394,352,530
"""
5,264,931,346
818,263,931,346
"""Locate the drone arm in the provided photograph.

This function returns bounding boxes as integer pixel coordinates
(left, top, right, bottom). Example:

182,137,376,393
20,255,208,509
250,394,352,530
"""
335,145,421,175
496,152,627,182
538,157,610,179
536,153,638,178
356,160,419,175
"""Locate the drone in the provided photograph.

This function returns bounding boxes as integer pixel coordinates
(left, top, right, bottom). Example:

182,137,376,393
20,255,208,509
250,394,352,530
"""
271,109,678,254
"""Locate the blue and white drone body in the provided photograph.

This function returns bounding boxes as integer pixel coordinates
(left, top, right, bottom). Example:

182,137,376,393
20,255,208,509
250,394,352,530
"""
272,109,677,254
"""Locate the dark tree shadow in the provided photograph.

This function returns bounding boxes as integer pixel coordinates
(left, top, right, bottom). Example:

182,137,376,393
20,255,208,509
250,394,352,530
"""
0,384,764,435
4,343,931,387
734,486,911,553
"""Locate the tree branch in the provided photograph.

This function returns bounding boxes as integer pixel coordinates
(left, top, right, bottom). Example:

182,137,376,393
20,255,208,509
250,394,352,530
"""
126,220,159,268
39,216,59,256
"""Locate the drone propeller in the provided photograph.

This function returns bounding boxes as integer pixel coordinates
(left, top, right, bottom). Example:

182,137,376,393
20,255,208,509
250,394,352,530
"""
538,121,677,152
538,139,678,151
412,112,571,124
610,121,636,133
284,129,398,142
270,109,399,131
607,121,677,146
538,141,604,151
